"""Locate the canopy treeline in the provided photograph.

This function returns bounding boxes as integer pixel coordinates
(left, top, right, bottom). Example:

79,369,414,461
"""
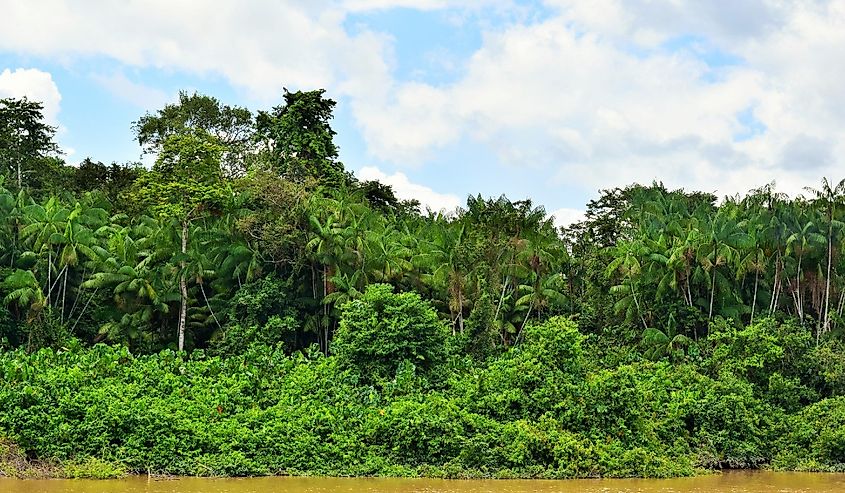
2,89,845,356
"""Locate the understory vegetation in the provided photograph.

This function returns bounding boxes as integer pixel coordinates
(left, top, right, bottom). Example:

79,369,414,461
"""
1,91,845,478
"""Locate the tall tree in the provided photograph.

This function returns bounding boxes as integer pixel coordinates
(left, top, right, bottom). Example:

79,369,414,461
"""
806,178,845,336
129,129,228,350
0,97,59,190
133,91,255,177
255,89,348,187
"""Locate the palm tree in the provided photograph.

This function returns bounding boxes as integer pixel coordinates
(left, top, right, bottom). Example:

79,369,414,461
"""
19,198,70,307
641,314,691,363
805,178,845,336
785,210,824,323
414,220,469,334
698,208,748,321
606,238,650,330
3,269,46,323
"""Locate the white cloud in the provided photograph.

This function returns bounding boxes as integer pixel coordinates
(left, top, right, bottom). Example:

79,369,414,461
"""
343,0,462,11
2,1,845,204
356,165,461,211
0,68,62,125
91,72,171,109
549,207,585,229
349,1,845,200
0,1,392,102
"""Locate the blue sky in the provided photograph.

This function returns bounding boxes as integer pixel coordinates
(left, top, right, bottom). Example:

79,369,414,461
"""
1,1,844,225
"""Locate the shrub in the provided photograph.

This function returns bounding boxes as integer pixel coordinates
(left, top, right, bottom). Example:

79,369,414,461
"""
332,284,448,384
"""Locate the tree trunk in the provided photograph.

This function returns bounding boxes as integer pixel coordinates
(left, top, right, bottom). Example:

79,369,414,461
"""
769,252,781,315
457,288,464,334
750,270,759,324
516,302,534,345
71,287,99,333
708,265,717,321
494,275,509,322
631,284,648,331
686,277,693,307
61,269,68,325
837,289,845,319
797,255,804,322
67,267,85,322
200,281,221,330
824,220,833,333
47,249,52,307
178,220,188,352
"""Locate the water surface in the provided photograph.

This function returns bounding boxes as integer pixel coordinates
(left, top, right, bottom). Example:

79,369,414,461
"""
2,471,843,493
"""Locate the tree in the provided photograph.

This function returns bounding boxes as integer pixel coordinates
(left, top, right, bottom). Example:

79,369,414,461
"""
641,315,692,363
0,97,59,190
414,220,470,335
255,89,348,187
805,178,845,336
70,159,140,206
699,208,748,321
129,129,228,350
2,269,45,323
785,211,824,324
133,91,255,177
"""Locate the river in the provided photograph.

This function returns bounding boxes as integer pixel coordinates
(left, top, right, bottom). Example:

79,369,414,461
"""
1,471,843,493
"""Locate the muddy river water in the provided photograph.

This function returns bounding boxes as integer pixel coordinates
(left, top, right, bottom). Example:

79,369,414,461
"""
2,471,844,493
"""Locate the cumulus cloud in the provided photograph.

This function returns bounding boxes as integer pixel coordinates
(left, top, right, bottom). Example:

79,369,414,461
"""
350,0,845,199
549,208,585,229
91,72,171,109
0,68,62,125
0,1,392,101
356,165,461,211
2,1,845,203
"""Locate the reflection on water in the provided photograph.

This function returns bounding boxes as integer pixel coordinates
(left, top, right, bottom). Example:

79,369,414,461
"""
1,471,844,493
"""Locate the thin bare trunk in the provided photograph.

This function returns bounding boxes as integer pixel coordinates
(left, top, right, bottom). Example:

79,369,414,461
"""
457,288,464,334
837,289,845,319
750,270,759,324
790,286,800,322
515,302,534,345
797,255,804,321
200,282,222,330
178,221,188,352
493,275,509,322
708,266,717,321
67,268,85,322
769,252,781,315
824,221,833,333
47,265,67,300
686,276,693,307
632,285,649,331
323,265,328,354
61,269,68,324
71,287,99,333
47,250,52,306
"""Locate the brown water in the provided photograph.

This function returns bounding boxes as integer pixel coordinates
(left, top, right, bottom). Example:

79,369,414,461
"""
1,471,843,493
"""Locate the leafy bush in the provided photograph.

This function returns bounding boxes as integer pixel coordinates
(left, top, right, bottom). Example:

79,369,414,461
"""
0,317,839,478
332,284,448,384
774,397,845,471
63,457,127,479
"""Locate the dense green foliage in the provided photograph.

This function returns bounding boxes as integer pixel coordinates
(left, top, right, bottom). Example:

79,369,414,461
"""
1,90,845,478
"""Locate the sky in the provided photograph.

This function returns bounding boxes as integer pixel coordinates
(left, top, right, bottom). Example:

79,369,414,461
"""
1,1,844,227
